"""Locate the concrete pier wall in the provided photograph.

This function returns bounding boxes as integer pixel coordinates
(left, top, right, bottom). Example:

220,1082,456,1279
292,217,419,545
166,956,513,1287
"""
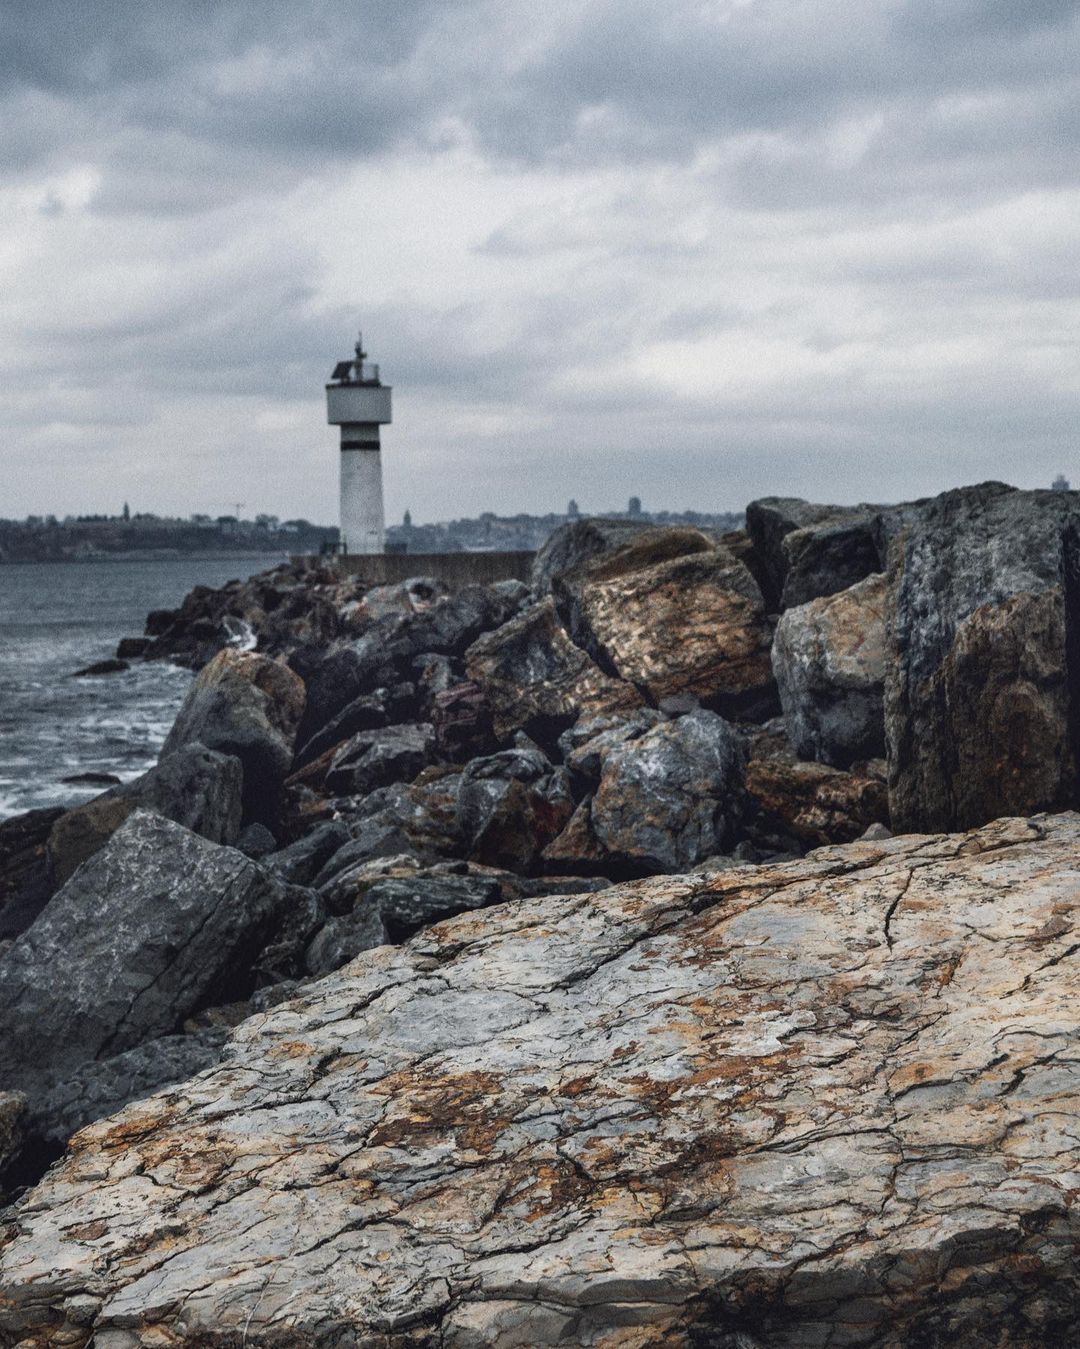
292,550,536,589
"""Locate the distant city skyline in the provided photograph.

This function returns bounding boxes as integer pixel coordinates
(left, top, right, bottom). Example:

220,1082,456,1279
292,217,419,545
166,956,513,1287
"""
4,2,1080,521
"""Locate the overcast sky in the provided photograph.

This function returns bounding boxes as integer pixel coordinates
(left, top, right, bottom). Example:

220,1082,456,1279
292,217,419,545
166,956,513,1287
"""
3,0,1080,524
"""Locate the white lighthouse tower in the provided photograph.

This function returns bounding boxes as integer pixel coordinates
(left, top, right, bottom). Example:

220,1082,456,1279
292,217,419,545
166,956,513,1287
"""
326,332,392,554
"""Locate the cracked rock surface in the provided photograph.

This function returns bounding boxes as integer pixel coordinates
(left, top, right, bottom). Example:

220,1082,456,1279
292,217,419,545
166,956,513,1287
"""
2,814,1080,1346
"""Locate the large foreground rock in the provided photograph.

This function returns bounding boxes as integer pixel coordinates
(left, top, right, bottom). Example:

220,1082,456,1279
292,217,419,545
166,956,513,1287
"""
886,483,1080,832
3,814,1080,1345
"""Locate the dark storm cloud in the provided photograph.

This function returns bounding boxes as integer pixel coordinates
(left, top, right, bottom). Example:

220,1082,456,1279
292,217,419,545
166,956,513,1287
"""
5,0,1080,208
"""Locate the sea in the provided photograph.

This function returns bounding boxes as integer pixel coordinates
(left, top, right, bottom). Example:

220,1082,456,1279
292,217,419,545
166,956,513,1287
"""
0,557,284,821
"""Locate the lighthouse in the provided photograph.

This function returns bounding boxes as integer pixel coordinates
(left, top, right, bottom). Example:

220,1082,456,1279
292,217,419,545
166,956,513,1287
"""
326,332,392,554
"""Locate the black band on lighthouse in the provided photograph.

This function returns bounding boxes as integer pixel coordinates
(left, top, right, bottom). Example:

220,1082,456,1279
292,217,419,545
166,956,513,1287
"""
340,440,381,450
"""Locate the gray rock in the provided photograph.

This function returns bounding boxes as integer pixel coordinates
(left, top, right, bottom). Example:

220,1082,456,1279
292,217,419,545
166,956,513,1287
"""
265,821,352,887
560,711,662,785
161,649,305,827
324,722,439,797
772,572,888,768
46,743,244,888
466,598,642,747
0,1091,27,1178
586,709,745,874
293,688,392,768
886,482,1080,831
296,642,398,748
0,812,296,1097
134,742,244,843
382,584,529,664
305,872,505,975
314,773,465,885
431,681,496,761
0,807,64,941
745,496,881,611
236,822,276,858
6,815,1077,1347
456,748,574,872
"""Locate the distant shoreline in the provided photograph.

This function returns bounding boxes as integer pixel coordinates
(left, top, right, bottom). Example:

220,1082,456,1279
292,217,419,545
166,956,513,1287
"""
0,552,290,566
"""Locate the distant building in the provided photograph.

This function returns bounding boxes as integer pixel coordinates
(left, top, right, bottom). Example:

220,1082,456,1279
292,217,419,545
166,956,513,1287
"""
628,495,642,517
403,509,412,528
122,501,130,522
1052,474,1070,491
567,499,580,518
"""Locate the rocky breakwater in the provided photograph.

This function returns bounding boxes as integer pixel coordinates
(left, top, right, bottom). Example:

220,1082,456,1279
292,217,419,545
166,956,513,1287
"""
3,483,1080,1341
2,813,1080,1346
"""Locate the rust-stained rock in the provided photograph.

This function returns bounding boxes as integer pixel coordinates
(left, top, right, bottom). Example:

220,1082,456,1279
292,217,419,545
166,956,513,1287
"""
560,547,777,720
772,571,887,768
3,814,1080,1345
886,483,1080,832
465,597,642,746
745,755,889,849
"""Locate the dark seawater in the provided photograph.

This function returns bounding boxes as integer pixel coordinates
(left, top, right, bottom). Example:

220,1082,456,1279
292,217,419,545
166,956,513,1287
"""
0,557,284,820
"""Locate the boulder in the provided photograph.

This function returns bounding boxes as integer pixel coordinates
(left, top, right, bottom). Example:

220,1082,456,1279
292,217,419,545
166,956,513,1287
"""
465,598,643,747
355,577,448,625
46,743,244,887
313,770,466,882
886,483,1080,832
294,643,397,754
551,709,745,876
745,753,889,850
430,680,496,761
306,871,505,975
456,748,574,872
0,812,297,1099
745,496,882,610
72,658,129,677
236,822,277,858
531,516,656,593
380,583,530,665
559,709,663,787
6,815,1080,1346
324,722,438,797
413,652,461,718
115,636,150,660
558,546,776,719
0,1091,27,1180
772,571,888,767
161,649,305,827
46,794,136,890
292,688,393,768
265,820,352,887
